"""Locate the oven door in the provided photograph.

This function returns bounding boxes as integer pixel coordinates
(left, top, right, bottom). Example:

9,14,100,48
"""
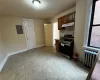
64,45,71,56
64,42,74,59
59,43,65,53
59,42,73,59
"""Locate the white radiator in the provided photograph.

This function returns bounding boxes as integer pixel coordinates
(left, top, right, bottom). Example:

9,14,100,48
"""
84,50,98,67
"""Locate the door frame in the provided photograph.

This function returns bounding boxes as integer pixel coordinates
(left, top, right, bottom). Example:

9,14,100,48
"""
22,18,36,50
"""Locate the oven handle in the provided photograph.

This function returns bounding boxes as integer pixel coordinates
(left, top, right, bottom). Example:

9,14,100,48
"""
60,43,71,47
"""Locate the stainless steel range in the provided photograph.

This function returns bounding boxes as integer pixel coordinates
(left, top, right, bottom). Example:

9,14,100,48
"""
59,35,74,59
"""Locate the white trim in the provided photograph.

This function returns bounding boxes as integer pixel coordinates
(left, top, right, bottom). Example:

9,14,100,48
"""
8,49,28,56
36,44,45,48
0,49,28,72
83,0,93,46
0,55,9,72
0,45,45,72
83,46,100,52
22,18,29,50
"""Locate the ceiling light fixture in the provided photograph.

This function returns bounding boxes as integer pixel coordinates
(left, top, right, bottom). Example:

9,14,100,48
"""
32,0,41,6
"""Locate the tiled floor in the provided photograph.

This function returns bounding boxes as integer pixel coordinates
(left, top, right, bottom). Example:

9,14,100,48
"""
0,47,88,80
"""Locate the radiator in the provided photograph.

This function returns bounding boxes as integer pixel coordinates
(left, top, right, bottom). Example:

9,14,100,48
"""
84,50,98,68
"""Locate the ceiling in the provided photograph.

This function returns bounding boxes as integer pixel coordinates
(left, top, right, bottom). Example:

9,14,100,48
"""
0,0,76,19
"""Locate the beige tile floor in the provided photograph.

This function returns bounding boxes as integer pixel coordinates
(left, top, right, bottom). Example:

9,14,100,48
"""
0,47,88,80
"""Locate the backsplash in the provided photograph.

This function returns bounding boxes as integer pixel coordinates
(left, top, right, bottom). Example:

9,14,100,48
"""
60,27,74,38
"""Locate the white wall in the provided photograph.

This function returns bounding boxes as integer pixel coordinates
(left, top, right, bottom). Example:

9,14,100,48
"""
74,0,87,59
83,0,93,46
53,22,59,46
0,17,27,55
0,31,5,64
33,19,45,46
74,0,94,60
0,16,45,69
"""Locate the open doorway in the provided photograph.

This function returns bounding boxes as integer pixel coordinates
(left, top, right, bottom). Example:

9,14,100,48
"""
53,22,59,47
44,24,53,47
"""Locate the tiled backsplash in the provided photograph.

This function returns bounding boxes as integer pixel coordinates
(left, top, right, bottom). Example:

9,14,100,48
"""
60,27,74,38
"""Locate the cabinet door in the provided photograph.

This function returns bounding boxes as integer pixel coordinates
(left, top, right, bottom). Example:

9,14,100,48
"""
67,12,75,23
68,13,72,23
62,15,67,24
58,18,62,30
59,43,65,53
72,12,75,22
55,40,59,52
67,14,70,23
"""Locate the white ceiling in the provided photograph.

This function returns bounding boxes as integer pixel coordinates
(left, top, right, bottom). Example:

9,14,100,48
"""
0,0,76,19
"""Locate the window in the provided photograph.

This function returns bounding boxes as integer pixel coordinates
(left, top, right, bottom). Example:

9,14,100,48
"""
88,0,100,48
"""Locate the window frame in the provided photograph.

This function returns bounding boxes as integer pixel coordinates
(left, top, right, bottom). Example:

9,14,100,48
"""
88,0,100,48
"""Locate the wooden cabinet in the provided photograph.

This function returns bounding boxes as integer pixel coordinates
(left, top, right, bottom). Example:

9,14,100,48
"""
58,12,75,30
67,12,75,23
58,18,62,30
62,15,68,24
55,39,59,52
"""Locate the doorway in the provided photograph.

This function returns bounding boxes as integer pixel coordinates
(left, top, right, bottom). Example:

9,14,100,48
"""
44,24,53,46
53,22,59,47
23,19,36,50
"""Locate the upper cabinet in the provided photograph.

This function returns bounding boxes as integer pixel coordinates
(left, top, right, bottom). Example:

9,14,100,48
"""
62,15,68,24
58,12,75,30
67,12,75,23
58,17,62,30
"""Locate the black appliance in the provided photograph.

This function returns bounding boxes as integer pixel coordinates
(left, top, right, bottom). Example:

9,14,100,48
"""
59,35,74,59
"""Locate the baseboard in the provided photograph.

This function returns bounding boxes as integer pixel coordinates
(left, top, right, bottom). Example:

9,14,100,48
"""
0,48,28,72
0,45,45,72
0,55,9,72
36,44,45,48
8,49,28,56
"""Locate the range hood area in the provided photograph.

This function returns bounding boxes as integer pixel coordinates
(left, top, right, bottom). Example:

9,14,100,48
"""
62,22,75,27
58,12,75,30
